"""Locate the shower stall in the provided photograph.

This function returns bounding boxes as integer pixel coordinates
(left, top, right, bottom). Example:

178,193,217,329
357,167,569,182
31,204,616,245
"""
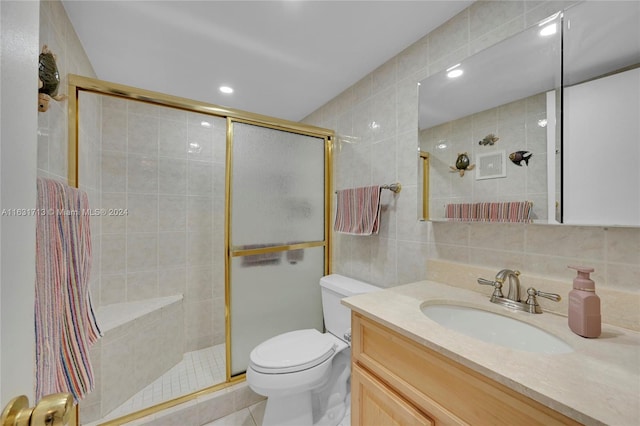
69,75,333,424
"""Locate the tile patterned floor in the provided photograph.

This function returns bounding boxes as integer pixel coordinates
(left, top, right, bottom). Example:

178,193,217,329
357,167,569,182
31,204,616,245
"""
87,344,226,425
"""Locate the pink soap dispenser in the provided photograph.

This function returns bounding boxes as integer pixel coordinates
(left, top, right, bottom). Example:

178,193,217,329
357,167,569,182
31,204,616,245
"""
568,266,601,338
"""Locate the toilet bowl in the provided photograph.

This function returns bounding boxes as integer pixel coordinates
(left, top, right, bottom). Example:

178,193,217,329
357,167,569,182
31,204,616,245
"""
246,274,380,426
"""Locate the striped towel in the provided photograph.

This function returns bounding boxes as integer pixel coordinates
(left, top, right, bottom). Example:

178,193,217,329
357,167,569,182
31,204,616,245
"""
445,201,533,222
334,186,382,235
35,177,101,402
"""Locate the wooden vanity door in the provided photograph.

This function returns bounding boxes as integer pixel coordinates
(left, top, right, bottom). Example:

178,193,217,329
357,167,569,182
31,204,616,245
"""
352,364,434,426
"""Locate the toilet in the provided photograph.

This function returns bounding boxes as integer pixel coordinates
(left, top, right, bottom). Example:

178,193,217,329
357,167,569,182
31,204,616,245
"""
246,274,380,426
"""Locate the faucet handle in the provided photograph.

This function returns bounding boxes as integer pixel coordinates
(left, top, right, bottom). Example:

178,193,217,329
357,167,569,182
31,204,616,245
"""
477,278,504,298
478,278,496,286
537,290,561,302
525,287,561,313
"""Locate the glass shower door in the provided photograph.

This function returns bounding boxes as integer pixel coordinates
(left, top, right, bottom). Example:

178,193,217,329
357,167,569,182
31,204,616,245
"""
229,121,327,376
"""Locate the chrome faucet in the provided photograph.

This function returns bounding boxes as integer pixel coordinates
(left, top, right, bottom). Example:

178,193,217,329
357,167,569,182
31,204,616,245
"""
495,269,521,302
478,269,561,314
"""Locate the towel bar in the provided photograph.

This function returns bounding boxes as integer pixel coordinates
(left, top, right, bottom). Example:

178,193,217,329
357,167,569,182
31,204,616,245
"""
335,182,402,194
381,183,402,193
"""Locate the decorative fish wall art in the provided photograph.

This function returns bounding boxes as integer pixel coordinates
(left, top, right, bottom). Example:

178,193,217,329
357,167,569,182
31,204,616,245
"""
509,150,533,166
450,152,475,176
478,134,499,146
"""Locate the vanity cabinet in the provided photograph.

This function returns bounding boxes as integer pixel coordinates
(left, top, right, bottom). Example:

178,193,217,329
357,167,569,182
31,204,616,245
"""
350,312,582,426
352,364,434,426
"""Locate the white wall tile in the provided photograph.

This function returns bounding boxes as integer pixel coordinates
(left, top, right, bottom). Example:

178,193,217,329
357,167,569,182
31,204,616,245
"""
128,154,159,193
305,0,640,297
159,195,187,231
159,157,187,194
127,194,158,233
127,233,158,272
469,1,524,40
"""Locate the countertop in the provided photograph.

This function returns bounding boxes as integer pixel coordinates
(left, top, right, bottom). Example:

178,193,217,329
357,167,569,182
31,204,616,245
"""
342,280,640,426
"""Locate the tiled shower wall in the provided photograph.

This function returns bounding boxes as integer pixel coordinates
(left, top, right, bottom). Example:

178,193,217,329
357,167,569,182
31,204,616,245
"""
99,96,227,351
303,0,640,298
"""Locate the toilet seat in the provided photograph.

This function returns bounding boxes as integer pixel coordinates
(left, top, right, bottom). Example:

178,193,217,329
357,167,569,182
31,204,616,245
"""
249,329,338,374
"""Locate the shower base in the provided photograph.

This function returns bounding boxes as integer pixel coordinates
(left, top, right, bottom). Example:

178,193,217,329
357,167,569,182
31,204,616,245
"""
86,343,226,425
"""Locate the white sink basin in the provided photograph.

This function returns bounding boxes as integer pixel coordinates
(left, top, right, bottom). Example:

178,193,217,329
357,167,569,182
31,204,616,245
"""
421,303,573,354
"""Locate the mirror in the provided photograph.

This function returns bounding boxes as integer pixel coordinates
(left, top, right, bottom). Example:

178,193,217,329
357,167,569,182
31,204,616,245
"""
418,12,562,223
561,1,640,226
419,1,640,226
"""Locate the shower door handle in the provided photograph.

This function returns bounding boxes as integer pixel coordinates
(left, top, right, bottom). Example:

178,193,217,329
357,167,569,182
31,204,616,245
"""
1,393,75,426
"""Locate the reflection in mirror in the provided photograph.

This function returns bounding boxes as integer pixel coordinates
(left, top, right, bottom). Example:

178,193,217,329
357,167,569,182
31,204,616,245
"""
419,151,430,219
562,1,640,226
419,14,561,222
418,13,562,223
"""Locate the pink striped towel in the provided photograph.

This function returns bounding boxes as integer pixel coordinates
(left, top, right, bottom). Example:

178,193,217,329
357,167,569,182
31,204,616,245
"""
35,177,101,402
445,201,533,222
334,186,382,235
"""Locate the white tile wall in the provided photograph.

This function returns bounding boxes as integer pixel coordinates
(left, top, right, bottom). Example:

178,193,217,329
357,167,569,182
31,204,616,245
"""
303,0,640,307
98,98,226,352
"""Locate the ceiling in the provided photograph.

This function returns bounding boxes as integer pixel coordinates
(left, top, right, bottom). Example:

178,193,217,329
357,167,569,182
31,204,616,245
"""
62,1,472,122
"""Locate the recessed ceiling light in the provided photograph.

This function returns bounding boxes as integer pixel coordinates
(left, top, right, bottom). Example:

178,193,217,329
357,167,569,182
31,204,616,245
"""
447,69,463,78
538,13,560,37
219,86,234,94
539,23,557,37
446,64,463,78
200,121,211,128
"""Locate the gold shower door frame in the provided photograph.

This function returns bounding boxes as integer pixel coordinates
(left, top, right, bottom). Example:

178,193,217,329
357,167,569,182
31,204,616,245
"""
68,74,334,425
420,150,430,220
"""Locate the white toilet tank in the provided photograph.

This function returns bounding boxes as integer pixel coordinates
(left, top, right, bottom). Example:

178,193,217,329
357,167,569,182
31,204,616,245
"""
319,274,380,341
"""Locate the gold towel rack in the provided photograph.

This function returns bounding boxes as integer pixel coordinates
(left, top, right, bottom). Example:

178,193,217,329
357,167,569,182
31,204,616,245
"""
335,182,402,194
381,183,402,193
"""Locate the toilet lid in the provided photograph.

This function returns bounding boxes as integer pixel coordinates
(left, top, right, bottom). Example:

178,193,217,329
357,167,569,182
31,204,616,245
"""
249,329,337,374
